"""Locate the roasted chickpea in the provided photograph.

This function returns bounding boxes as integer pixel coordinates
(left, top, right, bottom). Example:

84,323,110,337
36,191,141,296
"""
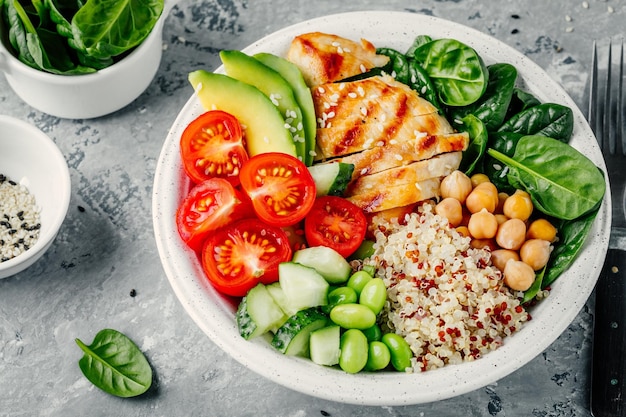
465,182,499,214
496,218,527,250
440,170,473,203
468,208,498,239
520,239,552,271
470,173,490,187
470,238,498,251
526,218,558,242
496,192,509,213
456,225,470,238
495,213,508,226
436,197,464,226
503,260,536,291
503,189,534,221
491,249,520,272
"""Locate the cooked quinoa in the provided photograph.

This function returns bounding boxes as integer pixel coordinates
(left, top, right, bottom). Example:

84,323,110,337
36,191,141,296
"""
0,174,41,262
365,202,530,372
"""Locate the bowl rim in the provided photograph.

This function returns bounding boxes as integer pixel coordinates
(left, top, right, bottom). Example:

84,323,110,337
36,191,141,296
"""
0,115,71,277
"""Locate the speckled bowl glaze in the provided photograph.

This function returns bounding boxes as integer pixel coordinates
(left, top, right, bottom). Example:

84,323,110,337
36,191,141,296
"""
0,115,71,279
152,11,610,405
0,1,175,119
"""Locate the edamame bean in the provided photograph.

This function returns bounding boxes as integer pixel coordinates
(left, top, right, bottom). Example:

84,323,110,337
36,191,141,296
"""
339,329,368,373
347,271,372,295
365,341,391,371
381,333,413,372
330,303,376,329
359,278,386,315
322,286,358,314
362,323,382,342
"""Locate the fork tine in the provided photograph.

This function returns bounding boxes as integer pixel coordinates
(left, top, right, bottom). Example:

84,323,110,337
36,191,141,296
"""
603,41,613,153
617,41,624,156
589,41,599,141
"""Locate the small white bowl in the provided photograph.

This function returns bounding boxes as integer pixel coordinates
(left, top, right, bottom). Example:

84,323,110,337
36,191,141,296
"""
0,115,71,279
0,1,175,119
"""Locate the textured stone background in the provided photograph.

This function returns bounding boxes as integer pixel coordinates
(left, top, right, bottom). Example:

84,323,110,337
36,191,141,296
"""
1,1,624,416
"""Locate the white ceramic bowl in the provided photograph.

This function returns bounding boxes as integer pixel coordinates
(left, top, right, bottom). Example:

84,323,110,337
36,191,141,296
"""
0,1,175,119
152,11,611,406
0,115,71,279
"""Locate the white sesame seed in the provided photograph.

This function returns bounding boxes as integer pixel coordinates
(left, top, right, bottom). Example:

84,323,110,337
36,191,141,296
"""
339,83,345,90
565,14,572,21
317,86,326,94
348,92,358,99
582,1,589,8
360,64,367,73
395,154,403,161
360,107,368,116
357,86,365,97
608,5,614,12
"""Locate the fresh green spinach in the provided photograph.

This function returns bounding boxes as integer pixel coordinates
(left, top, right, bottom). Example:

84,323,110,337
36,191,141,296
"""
457,114,488,175
498,103,574,142
487,135,605,220
76,328,153,398
376,47,410,84
407,57,443,113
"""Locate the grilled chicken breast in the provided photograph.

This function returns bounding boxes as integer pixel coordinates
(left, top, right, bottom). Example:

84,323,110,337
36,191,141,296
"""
287,32,390,87
312,75,458,160
347,177,443,213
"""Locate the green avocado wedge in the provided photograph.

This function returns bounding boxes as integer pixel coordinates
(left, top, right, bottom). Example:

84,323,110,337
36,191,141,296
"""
220,50,307,163
253,52,317,166
188,70,297,158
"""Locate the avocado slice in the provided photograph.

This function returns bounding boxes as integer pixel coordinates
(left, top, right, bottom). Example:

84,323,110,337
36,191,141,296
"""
188,70,297,158
254,52,317,166
220,50,307,163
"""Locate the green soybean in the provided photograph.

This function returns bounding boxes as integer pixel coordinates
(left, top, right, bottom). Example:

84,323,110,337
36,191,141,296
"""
362,323,382,342
365,341,391,371
330,303,376,330
359,278,387,315
339,329,368,374
347,271,373,295
382,333,413,372
322,286,358,314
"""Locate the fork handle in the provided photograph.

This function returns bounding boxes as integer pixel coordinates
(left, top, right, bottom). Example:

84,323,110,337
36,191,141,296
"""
591,248,626,417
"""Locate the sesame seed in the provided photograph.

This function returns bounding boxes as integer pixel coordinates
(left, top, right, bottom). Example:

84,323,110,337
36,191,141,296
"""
348,92,358,99
360,64,367,73
582,1,589,8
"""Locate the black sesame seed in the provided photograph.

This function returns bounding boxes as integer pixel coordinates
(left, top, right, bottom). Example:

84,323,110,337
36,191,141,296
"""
320,411,330,417
8,180,16,186
511,14,520,19
77,205,85,212
130,289,137,297
511,28,519,34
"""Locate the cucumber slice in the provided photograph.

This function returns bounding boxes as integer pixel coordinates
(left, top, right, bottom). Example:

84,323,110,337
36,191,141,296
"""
236,284,288,340
265,282,298,317
279,262,330,311
310,325,341,366
292,246,352,284
308,162,354,197
271,307,328,356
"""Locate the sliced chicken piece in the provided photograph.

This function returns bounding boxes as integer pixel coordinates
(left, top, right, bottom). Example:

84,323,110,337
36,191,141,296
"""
347,177,442,213
312,75,456,160
287,32,389,87
347,152,462,196
338,131,469,180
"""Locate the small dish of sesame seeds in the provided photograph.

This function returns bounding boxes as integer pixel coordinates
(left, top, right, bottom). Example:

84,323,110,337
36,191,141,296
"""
0,115,71,279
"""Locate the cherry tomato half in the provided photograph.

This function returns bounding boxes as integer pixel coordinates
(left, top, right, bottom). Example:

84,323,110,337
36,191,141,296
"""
176,178,253,252
304,195,367,258
201,218,293,297
239,152,316,227
180,110,247,185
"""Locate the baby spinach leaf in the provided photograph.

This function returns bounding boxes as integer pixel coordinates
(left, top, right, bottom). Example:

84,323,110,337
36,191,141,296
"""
407,57,443,113
405,34,432,57
484,131,524,192
458,114,488,175
487,135,605,220
505,87,541,120
522,266,546,304
498,103,574,142
75,328,153,398
413,38,488,107
376,47,410,84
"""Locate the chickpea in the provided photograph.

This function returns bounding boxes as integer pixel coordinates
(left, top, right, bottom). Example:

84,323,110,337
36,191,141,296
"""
465,182,499,214
495,218,527,250
491,249,520,272
440,170,473,203
527,218,558,242
520,239,552,271
495,213,508,226
503,260,536,291
496,192,509,214
456,225,470,238
470,238,498,251
435,197,463,226
468,208,498,239
470,173,490,188
503,189,534,221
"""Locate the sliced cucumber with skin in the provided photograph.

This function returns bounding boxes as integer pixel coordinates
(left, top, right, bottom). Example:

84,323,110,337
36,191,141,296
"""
271,307,328,356
292,246,353,284
279,262,330,311
310,325,341,366
236,284,288,340
265,281,298,317
308,162,355,197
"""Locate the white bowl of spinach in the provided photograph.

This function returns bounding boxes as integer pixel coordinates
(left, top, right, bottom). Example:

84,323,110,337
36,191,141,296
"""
0,0,174,119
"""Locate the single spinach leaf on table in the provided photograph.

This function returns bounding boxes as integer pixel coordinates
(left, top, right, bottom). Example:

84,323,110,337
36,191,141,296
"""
75,328,153,398
497,103,574,142
487,135,605,220
412,38,488,107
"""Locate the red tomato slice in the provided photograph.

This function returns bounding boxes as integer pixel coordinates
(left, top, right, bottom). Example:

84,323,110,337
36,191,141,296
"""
180,110,247,185
239,152,316,227
201,218,293,296
176,178,252,252
304,196,367,258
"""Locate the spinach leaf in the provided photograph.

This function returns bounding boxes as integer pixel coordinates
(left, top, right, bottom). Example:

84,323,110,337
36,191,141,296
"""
413,38,488,107
71,0,164,60
458,114,488,175
484,131,524,192
76,328,153,398
505,87,541,120
405,34,432,57
407,57,443,113
376,47,410,84
448,63,518,131
497,103,574,142
487,135,605,220
543,207,600,288
522,266,546,304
